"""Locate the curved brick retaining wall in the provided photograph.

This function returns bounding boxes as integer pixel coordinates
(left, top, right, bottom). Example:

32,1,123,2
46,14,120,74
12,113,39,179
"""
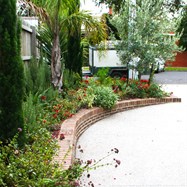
54,97,181,168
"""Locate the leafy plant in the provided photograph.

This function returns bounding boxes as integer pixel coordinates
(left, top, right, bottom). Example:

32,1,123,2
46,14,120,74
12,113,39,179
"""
93,85,119,109
95,67,110,83
0,129,58,186
112,0,182,82
24,58,51,96
23,93,38,132
112,78,169,99
63,69,81,90
76,87,96,108
0,128,120,187
147,83,169,98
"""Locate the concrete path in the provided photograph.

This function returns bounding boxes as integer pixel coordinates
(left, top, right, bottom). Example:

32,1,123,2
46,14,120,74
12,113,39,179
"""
76,84,187,187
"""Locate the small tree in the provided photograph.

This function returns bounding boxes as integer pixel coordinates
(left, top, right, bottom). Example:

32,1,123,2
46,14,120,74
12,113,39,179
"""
112,0,182,83
64,0,83,76
0,0,25,145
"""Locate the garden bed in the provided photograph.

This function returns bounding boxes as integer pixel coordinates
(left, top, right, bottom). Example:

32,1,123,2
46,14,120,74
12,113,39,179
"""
54,96,181,169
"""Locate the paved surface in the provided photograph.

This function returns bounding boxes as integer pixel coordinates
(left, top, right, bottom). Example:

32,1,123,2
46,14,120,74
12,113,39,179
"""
142,71,187,84
76,84,187,186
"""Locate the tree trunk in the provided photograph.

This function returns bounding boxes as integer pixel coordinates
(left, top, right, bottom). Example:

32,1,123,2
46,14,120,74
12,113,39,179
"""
149,64,154,85
138,72,142,80
51,31,62,90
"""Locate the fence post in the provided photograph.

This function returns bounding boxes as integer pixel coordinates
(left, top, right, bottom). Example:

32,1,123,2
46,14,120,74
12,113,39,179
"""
31,26,37,58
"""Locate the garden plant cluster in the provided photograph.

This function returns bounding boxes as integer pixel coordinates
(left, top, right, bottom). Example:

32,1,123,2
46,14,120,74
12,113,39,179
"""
0,59,170,187
1,0,178,186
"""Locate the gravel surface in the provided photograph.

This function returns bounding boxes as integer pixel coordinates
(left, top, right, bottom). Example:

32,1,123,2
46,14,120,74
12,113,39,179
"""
76,84,187,187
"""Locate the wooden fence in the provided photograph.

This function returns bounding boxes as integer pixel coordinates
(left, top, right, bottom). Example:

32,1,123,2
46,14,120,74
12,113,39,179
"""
21,18,38,62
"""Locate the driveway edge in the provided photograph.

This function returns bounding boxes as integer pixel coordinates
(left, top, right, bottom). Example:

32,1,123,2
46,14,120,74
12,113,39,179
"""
54,97,181,168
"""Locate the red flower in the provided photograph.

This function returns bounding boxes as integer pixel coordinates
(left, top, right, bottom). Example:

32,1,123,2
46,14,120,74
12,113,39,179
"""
84,80,89,84
64,111,69,117
115,159,121,165
53,114,57,118
113,86,118,93
55,110,59,113
41,95,46,100
43,119,47,123
69,113,73,117
143,84,149,89
115,148,119,153
87,159,92,165
59,133,65,140
57,104,62,109
120,77,127,82
140,79,149,83
70,181,80,187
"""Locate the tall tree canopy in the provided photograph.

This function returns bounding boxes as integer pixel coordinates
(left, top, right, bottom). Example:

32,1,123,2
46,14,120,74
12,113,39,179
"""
94,0,185,13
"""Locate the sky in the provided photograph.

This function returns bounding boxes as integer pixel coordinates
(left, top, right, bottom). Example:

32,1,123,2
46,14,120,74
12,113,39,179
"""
80,0,109,16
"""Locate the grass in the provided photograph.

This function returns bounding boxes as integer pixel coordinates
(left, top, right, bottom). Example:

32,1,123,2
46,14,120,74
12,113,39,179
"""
165,66,187,71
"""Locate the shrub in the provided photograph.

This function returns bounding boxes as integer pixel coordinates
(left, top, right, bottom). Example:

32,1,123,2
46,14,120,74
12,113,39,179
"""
96,68,109,79
63,69,81,90
24,58,51,96
93,86,119,109
0,129,58,186
147,83,169,98
0,130,120,187
23,93,38,132
113,79,169,99
76,86,96,108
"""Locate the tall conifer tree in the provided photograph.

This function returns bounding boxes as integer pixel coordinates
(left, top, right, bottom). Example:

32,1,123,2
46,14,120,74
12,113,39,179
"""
0,0,25,145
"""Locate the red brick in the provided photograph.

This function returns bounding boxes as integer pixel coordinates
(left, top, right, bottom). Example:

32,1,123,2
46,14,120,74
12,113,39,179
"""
54,97,181,168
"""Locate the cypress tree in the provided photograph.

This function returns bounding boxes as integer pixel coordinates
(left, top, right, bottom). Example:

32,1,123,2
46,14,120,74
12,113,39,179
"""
65,0,83,76
0,0,25,145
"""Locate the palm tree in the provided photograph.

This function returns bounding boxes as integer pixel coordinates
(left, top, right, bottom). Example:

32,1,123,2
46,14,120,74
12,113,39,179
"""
23,0,107,89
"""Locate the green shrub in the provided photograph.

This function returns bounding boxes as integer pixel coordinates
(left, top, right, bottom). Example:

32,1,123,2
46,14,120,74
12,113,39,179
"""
95,68,112,85
76,86,96,108
23,93,38,132
93,86,119,109
24,58,51,96
63,69,81,90
114,79,169,99
0,130,120,187
147,83,169,98
0,129,87,187
0,129,57,186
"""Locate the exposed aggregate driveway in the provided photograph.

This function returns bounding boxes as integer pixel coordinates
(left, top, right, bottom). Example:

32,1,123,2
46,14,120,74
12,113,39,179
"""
76,72,187,187
143,71,187,84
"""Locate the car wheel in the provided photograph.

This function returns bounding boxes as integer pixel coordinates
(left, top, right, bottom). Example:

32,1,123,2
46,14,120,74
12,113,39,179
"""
111,72,123,78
